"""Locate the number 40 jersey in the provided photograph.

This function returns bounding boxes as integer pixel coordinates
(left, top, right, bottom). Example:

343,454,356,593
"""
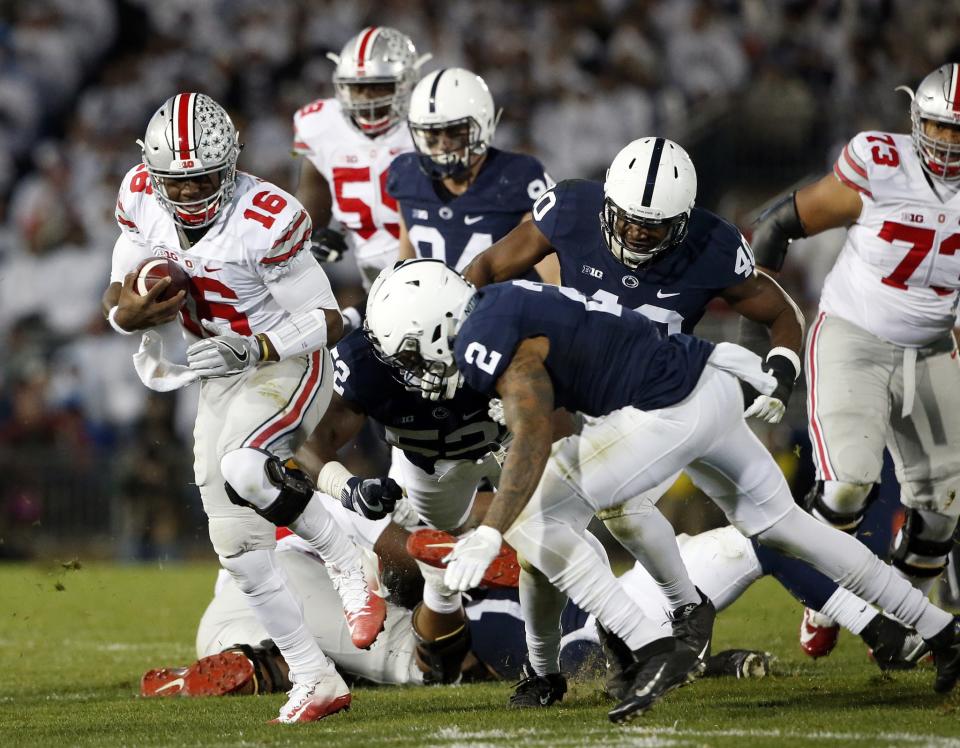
532,179,755,336
824,130,960,347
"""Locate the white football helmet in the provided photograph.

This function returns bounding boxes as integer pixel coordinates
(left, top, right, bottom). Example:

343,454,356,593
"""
407,68,500,180
137,92,241,228
600,137,697,268
328,27,430,138
365,259,476,401
898,63,960,180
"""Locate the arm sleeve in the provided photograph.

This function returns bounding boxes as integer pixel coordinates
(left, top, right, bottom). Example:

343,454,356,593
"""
263,251,339,314
833,133,873,199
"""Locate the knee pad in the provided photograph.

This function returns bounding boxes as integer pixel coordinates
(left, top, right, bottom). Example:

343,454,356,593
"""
892,509,957,579
222,639,291,694
805,480,874,531
411,603,472,685
222,447,314,527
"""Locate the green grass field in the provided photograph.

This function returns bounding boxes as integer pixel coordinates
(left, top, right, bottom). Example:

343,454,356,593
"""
2,561,960,747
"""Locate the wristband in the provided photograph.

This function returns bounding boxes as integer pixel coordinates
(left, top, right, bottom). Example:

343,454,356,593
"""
767,347,801,380
317,460,355,499
342,306,363,334
107,306,136,336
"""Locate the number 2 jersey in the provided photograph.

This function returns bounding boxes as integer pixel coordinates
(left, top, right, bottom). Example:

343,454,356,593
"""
292,98,411,286
332,329,507,473
825,130,960,346
454,281,715,417
533,180,755,335
112,165,337,341
387,147,553,273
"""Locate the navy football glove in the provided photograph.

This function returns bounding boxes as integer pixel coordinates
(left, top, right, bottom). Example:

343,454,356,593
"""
340,476,401,520
310,227,349,263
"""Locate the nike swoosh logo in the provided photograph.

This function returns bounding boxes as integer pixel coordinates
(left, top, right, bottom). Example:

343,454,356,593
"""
220,341,248,362
203,264,221,272
464,215,483,225
657,290,680,298
697,640,710,660
463,409,484,419
633,663,666,698
155,677,185,694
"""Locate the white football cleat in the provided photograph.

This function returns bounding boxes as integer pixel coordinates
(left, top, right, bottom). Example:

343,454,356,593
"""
270,671,351,724
329,546,386,650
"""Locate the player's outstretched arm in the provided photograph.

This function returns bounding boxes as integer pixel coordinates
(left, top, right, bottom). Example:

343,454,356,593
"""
463,220,554,287
443,337,554,591
752,173,862,274
295,392,367,481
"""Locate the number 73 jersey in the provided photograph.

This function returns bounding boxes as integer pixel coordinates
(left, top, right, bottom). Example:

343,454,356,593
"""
823,130,960,346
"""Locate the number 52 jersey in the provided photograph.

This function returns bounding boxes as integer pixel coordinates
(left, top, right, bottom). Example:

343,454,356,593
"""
824,130,960,346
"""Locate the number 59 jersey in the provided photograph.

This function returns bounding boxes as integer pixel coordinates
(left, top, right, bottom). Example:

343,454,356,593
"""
823,130,960,346
293,98,412,286
113,165,335,340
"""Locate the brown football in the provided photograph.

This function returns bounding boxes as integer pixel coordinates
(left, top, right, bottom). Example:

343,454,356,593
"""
133,258,190,303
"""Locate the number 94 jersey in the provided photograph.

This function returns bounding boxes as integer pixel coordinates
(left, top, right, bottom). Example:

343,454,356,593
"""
823,130,960,346
387,147,553,272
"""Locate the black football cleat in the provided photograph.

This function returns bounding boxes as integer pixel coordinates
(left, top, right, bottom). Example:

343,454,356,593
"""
669,588,715,664
702,649,772,679
860,615,928,671
596,621,634,700
508,662,567,708
608,637,700,724
926,615,960,693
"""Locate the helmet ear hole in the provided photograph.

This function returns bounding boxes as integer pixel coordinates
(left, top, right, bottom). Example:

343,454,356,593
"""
431,324,442,343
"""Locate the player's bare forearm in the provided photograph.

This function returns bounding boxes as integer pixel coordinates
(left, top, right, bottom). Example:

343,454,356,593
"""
295,395,366,481
295,160,332,228
481,339,554,533
463,221,553,287
723,271,804,355
101,282,121,317
795,172,862,235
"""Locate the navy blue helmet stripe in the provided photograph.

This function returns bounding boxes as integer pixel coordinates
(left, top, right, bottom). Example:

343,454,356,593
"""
429,69,447,113
641,138,665,207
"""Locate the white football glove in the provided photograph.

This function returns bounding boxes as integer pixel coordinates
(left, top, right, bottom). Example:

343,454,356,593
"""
419,369,462,401
186,320,261,378
442,525,502,592
488,398,506,425
743,394,786,424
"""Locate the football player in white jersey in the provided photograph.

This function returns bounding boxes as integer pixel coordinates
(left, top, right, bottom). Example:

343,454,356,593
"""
100,93,398,724
752,63,960,651
292,26,431,325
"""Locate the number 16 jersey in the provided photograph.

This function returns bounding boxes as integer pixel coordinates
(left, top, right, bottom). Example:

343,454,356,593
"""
823,130,960,346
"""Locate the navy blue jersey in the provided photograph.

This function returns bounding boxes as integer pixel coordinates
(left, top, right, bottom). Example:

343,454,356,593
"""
332,330,506,472
465,587,602,680
533,179,755,335
454,281,715,417
387,147,552,273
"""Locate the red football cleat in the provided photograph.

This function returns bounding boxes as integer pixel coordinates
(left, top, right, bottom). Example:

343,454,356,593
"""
329,547,387,650
406,528,521,589
800,607,840,659
140,652,255,697
270,672,351,724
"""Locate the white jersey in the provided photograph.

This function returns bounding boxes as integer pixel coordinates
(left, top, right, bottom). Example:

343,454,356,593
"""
112,166,336,341
822,130,960,346
292,98,411,285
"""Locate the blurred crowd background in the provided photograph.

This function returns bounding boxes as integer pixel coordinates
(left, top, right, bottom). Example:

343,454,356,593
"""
0,0,955,561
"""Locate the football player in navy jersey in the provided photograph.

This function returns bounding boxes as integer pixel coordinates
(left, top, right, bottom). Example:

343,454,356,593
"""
388,68,559,284
364,259,960,724
465,137,803,671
